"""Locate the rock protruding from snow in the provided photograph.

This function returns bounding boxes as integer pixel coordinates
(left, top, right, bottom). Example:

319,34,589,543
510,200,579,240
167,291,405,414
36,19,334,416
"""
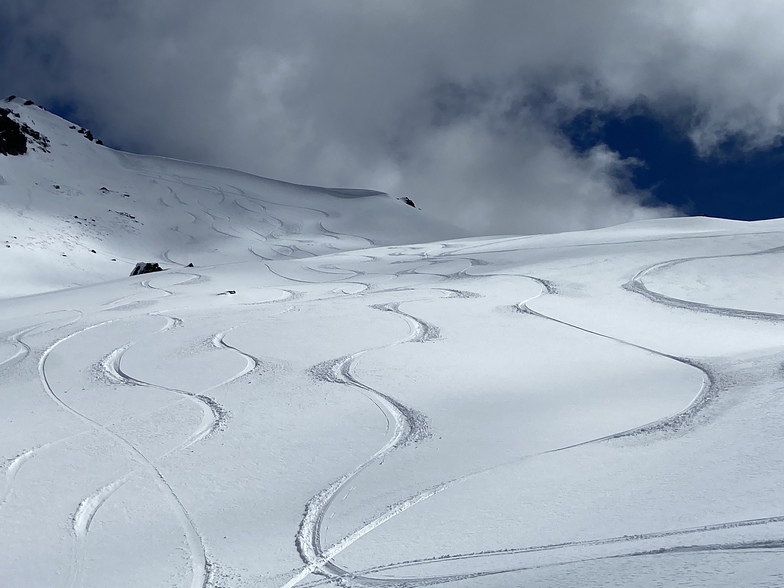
0,108,50,156
130,262,164,276
0,109,26,155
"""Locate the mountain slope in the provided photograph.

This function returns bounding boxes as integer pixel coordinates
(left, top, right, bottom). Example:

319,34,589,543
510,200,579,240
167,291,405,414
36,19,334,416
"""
2,98,784,588
0,98,464,297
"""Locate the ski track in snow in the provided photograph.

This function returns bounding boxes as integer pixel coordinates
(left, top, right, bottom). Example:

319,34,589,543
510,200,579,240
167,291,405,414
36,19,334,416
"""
624,244,784,323
1,311,84,370
211,328,260,388
1,312,88,511
65,316,263,587
282,294,446,587
0,326,34,369
0,439,77,512
287,245,784,587
342,512,784,581
36,316,220,588
301,539,784,588
142,171,380,258
7,141,784,588
516,291,715,441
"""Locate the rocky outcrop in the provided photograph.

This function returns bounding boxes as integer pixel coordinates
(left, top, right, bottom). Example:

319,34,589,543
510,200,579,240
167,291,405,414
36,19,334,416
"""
0,108,50,155
130,262,164,276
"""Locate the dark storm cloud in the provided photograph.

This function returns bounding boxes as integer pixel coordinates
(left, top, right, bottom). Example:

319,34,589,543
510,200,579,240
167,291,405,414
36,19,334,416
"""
3,1,783,234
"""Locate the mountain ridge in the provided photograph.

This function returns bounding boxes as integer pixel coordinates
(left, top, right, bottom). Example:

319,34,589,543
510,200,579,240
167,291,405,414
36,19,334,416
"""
0,97,465,297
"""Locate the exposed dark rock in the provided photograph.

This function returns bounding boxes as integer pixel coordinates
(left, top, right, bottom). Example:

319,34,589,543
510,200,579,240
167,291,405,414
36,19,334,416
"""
95,139,103,145
53,185,60,189
186,262,194,267
5,96,15,102
130,262,164,276
0,109,50,155
401,196,416,208
85,130,94,141
23,100,33,106
0,109,27,155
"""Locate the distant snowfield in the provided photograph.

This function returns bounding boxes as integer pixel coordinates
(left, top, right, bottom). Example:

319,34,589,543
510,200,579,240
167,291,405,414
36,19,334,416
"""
2,101,784,587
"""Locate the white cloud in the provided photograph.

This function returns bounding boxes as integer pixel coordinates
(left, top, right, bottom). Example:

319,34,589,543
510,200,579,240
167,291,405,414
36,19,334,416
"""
2,1,782,234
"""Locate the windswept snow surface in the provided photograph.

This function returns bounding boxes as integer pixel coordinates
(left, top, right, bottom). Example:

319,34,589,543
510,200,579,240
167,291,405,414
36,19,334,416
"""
2,102,784,587
0,100,461,299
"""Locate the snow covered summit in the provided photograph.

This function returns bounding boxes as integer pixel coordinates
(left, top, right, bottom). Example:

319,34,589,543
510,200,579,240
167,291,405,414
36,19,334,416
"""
0,97,464,297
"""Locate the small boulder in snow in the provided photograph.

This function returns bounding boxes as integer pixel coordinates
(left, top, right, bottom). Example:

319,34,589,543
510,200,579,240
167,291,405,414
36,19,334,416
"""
130,262,164,276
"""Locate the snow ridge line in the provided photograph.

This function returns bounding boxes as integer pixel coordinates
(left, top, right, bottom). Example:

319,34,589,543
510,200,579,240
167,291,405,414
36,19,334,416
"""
38,318,210,588
285,302,441,587
439,230,784,259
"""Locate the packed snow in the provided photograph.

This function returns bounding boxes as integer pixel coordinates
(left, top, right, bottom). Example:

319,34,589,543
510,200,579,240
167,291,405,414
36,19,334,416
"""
1,99,783,587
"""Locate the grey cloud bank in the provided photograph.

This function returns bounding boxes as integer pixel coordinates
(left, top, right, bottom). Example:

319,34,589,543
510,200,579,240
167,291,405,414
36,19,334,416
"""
3,1,784,234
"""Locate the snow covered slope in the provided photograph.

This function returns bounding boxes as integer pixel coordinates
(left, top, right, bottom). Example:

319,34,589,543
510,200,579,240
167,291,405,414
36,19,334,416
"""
0,98,463,298
2,99,784,588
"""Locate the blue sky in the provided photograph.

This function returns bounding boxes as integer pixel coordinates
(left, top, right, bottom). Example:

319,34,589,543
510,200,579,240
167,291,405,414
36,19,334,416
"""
564,108,784,222
3,1,784,235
